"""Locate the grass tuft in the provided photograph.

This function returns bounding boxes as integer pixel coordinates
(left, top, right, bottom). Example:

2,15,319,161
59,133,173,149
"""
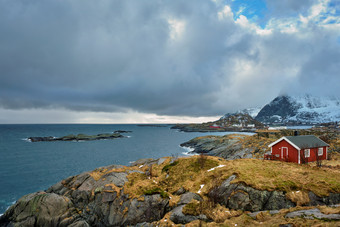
144,187,169,198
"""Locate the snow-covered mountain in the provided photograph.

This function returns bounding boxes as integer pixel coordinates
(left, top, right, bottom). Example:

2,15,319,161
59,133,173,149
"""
221,107,262,119
255,95,340,124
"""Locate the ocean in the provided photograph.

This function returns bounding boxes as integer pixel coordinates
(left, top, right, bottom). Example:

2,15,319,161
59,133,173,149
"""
0,124,252,214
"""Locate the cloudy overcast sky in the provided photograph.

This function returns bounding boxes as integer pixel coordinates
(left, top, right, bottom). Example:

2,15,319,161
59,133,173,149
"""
0,0,339,123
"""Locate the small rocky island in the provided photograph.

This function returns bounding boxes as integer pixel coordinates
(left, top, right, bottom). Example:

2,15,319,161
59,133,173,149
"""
28,132,127,142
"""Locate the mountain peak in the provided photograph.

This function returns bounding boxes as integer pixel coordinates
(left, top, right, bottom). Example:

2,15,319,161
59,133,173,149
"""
255,94,340,124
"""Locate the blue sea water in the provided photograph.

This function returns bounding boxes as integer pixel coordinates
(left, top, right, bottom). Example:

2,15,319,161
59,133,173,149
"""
0,124,252,214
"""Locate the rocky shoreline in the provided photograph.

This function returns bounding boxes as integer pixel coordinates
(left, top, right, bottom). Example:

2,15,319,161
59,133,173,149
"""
1,156,339,226
180,134,273,160
171,124,255,133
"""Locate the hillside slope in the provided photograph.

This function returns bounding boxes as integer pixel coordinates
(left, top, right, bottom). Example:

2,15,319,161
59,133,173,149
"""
1,156,339,226
172,112,264,132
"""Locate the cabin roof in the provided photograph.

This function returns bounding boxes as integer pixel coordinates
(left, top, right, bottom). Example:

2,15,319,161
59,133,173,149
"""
268,135,329,149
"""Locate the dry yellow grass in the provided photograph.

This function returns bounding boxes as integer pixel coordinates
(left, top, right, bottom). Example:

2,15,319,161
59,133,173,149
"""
87,155,340,200
286,191,310,206
197,205,340,227
83,153,340,226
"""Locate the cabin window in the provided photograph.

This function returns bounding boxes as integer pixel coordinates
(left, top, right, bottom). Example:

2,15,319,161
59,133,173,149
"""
304,149,310,158
318,147,323,156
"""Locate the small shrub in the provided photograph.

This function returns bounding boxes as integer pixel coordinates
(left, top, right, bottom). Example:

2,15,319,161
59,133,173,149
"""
162,161,179,173
190,156,218,172
197,153,207,169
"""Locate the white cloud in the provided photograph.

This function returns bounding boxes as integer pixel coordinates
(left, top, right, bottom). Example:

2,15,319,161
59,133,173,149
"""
168,18,186,40
218,5,234,20
235,15,272,35
0,108,219,124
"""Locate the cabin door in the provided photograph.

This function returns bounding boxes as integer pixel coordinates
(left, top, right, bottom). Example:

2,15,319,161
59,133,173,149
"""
281,147,288,160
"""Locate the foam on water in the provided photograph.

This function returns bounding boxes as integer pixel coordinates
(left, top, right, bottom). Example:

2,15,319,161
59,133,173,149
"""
180,145,195,156
21,138,31,142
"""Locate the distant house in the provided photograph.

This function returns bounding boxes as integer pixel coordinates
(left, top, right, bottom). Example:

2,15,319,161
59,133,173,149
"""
209,124,221,128
266,135,329,164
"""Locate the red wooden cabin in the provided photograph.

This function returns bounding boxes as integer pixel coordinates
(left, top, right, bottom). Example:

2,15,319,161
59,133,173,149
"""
265,135,329,164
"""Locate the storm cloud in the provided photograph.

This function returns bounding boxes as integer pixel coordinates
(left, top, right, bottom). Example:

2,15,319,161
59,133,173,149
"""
0,0,339,122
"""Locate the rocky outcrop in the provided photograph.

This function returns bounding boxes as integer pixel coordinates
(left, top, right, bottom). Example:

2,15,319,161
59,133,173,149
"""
0,163,170,227
28,133,124,142
209,175,340,212
1,157,339,226
180,134,254,160
285,208,340,220
209,175,295,212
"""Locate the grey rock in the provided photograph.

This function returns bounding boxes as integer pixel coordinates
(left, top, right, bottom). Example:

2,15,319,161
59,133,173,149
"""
173,187,186,195
157,157,167,165
180,135,256,160
130,158,156,167
308,191,340,206
128,170,144,174
67,220,90,227
134,222,155,227
170,205,208,224
285,208,340,220
101,172,128,187
209,176,295,212
0,192,76,227
178,192,202,205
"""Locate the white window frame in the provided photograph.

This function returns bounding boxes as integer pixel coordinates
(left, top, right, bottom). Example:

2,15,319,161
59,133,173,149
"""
304,149,310,158
318,147,323,156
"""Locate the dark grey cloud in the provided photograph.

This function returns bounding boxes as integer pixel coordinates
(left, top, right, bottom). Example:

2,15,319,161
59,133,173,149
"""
0,0,339,120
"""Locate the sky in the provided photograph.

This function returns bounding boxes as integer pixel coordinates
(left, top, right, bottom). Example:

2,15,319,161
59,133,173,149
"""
0,0,339,123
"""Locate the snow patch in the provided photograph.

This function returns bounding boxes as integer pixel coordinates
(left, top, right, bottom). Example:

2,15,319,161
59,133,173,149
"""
198,184,204,193
207,165,226,172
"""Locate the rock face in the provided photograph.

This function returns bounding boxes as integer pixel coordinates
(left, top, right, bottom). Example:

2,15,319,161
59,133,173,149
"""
0,192,77,227
209,175,295,212
0,163,170,227
285,208,340,220
209,175,340,212
180,134,254,160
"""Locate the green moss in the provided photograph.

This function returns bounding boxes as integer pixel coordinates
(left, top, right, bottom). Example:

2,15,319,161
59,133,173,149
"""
30,194,48,213
274,180,299,191
182,202,200,216
144,187,169,198
162,161,179,173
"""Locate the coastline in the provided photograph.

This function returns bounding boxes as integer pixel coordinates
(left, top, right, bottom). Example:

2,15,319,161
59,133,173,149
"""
0,124,241,214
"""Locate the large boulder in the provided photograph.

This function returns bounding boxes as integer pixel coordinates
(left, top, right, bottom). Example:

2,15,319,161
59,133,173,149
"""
170,205,208,224
0,192,81,227
208,175,295,212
